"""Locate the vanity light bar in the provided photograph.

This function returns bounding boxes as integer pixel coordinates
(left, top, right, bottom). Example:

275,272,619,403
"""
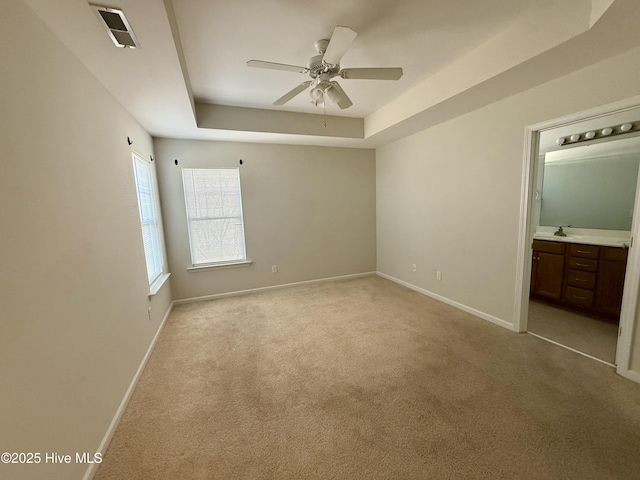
556,122,638,146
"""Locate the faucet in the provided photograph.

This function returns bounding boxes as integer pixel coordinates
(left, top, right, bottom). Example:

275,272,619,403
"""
554,226,567,237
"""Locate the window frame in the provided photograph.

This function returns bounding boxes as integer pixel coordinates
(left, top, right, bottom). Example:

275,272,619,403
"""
131,151,167,292
181,167,248,269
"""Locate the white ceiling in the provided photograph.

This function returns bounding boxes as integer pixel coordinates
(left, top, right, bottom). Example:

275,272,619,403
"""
20,0,640,148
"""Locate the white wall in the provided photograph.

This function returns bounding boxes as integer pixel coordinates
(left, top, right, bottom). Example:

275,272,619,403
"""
0,2,172,479
376,46,640,372
154,139,376,300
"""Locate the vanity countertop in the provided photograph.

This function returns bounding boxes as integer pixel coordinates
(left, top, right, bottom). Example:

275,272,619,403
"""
533,232,630,248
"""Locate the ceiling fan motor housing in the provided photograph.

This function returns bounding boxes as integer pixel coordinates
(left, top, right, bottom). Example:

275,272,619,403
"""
307,54,339,78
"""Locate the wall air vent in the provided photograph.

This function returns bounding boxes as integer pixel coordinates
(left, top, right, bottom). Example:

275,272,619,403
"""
91,5,139,49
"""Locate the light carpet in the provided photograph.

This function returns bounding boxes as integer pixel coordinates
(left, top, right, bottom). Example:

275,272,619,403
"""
95,276,640,479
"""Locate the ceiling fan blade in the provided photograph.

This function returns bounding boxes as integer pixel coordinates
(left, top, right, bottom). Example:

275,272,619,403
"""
326,82,353,110
322,26,357,66
273,81,313,105
247,60,308,74
340,67,403,80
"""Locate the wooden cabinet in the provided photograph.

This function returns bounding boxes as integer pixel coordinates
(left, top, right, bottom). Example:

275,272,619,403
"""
596,247,628,317
531,239,628,321
531,241,565,300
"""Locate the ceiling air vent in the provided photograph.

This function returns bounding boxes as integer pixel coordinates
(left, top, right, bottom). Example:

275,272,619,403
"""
91,5,139,49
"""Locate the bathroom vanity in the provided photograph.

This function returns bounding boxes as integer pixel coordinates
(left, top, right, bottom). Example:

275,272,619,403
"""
531,237,627,322
530,135,639,323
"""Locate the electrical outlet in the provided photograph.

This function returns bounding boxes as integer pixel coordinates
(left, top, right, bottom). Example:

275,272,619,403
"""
412,264,417,272
272,265,278,273
436,270,442,281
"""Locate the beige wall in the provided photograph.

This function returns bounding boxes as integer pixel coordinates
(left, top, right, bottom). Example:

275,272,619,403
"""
153,138,376,300
0,2,172,479
376,46,640,370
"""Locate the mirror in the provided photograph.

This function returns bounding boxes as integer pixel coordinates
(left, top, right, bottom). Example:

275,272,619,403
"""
540,136,640,230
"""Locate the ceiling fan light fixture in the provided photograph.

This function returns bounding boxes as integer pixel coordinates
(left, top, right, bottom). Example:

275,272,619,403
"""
326,82,353,109
310,85,324,104
325,84,344,105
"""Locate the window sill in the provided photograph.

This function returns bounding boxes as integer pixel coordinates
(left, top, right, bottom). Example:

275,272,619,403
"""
187,260,252,273
149,273,171,297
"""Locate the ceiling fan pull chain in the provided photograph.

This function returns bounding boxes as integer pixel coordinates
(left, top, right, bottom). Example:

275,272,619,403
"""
323,101,326,128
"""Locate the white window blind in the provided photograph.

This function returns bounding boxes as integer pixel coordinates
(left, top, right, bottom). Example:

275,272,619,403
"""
132,153,164,285
182,168,247,266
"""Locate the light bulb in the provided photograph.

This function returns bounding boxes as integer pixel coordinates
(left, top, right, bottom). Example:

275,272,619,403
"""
309,86,324,103
602,127,613,135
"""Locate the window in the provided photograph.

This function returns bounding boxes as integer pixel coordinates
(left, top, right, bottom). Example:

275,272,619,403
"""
182,168,247,266
132,152,164,286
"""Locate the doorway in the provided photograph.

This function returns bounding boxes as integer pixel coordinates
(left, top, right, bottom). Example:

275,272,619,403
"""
529,133,640,365
514,96,640,380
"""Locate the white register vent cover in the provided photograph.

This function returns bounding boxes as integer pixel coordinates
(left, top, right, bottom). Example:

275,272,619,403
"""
91,5,139,49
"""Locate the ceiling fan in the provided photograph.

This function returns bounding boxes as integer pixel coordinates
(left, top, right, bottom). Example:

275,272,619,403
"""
247,25,403,110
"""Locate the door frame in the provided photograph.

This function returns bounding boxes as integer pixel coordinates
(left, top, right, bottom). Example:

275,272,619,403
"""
513,95,640,382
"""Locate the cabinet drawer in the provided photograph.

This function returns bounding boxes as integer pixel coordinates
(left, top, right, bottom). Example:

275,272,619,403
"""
567,269,596,290
568,244,599,259
565,286,594,307
532,240,565,255
604,246,628,261
567,257,598,272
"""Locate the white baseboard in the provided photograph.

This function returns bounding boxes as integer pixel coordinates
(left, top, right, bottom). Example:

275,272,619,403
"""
83,301,175,480
173,271,377,305
376,272,515,331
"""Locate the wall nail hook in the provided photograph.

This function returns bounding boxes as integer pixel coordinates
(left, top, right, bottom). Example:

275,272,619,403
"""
150,155,154,162
174,159,179,166
239,159,243,165
127,137,133,145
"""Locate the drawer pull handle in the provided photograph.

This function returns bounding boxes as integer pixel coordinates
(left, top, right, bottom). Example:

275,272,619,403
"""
577,250,591,254
574,278,587,282
573,295,586,300
576,263,589,267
